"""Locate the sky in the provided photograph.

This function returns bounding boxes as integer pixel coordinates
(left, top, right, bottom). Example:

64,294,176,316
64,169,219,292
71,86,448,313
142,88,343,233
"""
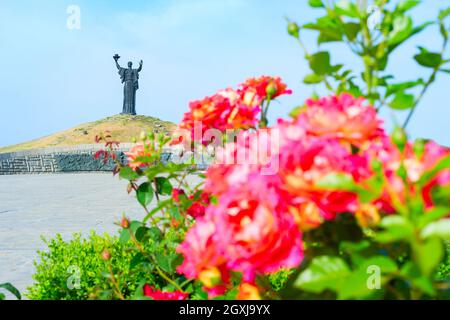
0,0,449,148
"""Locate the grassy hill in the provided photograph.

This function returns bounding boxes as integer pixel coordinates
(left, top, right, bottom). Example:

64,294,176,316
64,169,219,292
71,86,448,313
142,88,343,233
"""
0,114,176,154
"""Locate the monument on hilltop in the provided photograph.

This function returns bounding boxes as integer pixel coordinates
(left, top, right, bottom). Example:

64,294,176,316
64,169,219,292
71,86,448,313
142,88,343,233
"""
113,54,143,115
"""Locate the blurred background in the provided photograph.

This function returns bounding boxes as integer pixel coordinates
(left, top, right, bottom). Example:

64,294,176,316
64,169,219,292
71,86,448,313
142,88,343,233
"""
0,0,449,147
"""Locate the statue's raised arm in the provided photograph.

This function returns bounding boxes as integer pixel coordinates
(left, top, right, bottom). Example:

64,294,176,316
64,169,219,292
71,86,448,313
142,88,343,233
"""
113,54,121,70
137,60,143,72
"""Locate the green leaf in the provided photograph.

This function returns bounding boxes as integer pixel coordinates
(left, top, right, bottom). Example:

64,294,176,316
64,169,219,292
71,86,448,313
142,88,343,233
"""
338,256,397,299
363,256,398,274
388,21,433,54
318,31,342,43
430,184,450,206
414,49,442,68
168,207,183,221
294,256,350,293
438,7,450,21
340,240,371,254
155,177,173,195
130,253,146,269
308,0,324,8
338,269,373,300
347,84,363,97
344,22,360,41
331,64,343,73
136,182,154,207
335,0,359,18
130,221,144,232
440,22,449,40
380,215,411,229
289,105,306,118
400,262,435,295
397,0,420,13
156,253,183,274
375,216,414,243
385,79,424,97
303,16,343,43
414,52,442,69
156,254,171,273
418,154,450,187
0,283,21,300
148,227,163,241
375,55,388,71
119,166,140,181
303,73,324,84
421,219,450,240
169,254,184,271
119,221,143,243
135,226,150,242
308,51,332,75
415,237,444,276
357,174,383,203
143,199,172,223
389,91,415,110
339,241,374,266
388,15,413,46
131,283,153,301
418,207,450,229
316,173,358,191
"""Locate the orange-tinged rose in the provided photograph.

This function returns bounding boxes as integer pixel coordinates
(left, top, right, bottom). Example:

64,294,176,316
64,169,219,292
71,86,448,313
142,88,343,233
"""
289,202,324,231
356,204,380,228
198,266,223,288
237,283,261,300
124,143,153,170
240,76,292,101
297,93,385,146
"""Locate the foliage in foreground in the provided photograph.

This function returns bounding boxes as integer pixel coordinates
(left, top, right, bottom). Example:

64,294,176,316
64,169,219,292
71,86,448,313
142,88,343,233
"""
27,231,290,300
27,232,163,300
0,283,21,300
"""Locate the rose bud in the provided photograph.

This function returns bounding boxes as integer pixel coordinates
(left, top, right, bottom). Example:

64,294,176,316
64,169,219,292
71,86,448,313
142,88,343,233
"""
101,249,111,261
391,127,407,152
266,82,278,99
139,131,147,142
121,217,130,229
287,22,300,38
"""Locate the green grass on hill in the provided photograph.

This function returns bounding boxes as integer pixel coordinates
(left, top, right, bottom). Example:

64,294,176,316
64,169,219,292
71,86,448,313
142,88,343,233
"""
0,114,176,154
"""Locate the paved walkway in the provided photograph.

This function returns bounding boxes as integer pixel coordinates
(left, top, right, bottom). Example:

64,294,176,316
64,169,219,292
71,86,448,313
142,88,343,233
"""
0,173,199,299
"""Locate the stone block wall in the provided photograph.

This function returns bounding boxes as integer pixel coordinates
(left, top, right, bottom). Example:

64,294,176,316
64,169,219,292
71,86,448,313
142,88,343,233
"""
0,144,211,175
0,154,58,174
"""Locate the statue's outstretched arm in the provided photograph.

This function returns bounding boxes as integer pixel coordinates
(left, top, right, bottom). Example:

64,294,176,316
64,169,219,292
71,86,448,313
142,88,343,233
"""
137,60,143,72
115,60,121,70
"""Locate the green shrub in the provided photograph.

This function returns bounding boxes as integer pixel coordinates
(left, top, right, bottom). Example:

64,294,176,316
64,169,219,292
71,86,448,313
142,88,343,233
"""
27,232,160,300
268,269,294,292
436,242,450,281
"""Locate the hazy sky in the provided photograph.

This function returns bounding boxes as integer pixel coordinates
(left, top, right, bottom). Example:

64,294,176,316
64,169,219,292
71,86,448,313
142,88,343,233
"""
0,0,449,148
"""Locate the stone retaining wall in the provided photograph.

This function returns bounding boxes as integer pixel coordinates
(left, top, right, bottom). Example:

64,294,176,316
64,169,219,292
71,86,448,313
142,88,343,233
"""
0,144,206,175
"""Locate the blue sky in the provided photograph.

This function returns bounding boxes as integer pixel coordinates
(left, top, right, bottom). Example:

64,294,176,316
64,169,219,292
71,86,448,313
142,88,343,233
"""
0,0,449,148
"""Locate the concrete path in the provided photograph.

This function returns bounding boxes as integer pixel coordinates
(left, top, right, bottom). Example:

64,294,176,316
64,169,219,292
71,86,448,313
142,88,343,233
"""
0,173,199,299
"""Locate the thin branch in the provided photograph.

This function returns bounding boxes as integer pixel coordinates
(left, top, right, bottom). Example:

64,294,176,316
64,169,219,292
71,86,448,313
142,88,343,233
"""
403,35,448,128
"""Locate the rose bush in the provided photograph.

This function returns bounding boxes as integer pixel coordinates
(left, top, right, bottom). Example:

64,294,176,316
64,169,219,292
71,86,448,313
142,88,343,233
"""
98,103,448,300
91,0,449,300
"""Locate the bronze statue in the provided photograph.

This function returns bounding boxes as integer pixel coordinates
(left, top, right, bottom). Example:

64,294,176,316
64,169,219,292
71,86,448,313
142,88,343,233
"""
113,54,143,115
